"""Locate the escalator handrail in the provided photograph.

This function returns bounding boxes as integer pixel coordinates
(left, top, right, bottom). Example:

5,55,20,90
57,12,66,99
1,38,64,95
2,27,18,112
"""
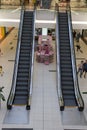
7,7,24,109
56,11,64,111
67,7,84,111
26,10,35,110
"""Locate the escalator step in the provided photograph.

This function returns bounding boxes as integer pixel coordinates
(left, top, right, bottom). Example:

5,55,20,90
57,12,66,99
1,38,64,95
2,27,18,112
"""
15,91,28,96
16,82,28,86
16,86,28,91
13,99,27,105
62,86,74,90
60,57,71,60
20,50,31,53
62,81,73,85
61,68,72,73
64,99,77,106
61,76,73,81
62,90,74,95
61,73,72,76
61,64,72,68
17,77,28,81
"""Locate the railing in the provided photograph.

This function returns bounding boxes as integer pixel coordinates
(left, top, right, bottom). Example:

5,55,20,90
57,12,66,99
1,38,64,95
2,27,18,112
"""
67,6,84,111
7,2,24,109
26,10,35,110
56,7,64,111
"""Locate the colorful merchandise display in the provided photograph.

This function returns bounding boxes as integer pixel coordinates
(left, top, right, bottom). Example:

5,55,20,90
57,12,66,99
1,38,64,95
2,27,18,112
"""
36,35,54,65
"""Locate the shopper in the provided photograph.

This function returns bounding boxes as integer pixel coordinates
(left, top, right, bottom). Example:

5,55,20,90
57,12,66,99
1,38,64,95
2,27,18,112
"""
76,32,81,42
83,60,87,78
77,61,84,78
75,43,83,53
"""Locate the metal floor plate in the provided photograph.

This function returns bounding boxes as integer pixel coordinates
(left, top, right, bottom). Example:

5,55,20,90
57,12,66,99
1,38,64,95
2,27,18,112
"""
3,106,29,124
62,108,87,125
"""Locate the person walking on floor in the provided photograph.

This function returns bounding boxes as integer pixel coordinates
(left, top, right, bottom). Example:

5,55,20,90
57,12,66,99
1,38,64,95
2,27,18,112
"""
83,60,87,78
75,42,83,53
77,60,84,78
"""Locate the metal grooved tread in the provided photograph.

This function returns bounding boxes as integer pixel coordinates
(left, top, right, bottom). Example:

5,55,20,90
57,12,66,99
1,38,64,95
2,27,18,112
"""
13,11,34,105
58,12,77,107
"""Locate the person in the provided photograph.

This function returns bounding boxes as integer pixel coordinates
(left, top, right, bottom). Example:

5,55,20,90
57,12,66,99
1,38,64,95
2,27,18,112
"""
73,30,76,39
76,32,81,42
83,60,87,78
75,43,83,53
77,61,84,78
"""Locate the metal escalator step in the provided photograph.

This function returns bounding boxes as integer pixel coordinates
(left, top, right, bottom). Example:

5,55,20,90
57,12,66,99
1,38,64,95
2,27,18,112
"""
60,37,69,41
21,36,32,39
59,30,68,33
60,53,71,57
62,81,73,85
64,99,77,106
62,90,74,95
21,43,31,49
61,68,72,73
17,72,29,76
61,63,71,67
59,28,68,31
19,61,30,68
60,56,71,60
59,19,67,21
20,49,31,53
18,69,29,73
13,99,27,105
60,60,71,64
14,95,27,100
22,33,32,36
60,65,72,70
60,46,70,49
18,66,30,70
19,53,31,57
17,77,28,81
16,86,28,91
61,73,72,76
16,82,28,86
61,64,72,68
19,57,30,61
19,61,30,65
60,48,70,52
59,23,68,26
60,40,69,43
61,76,73,81
20,53,30,57
22,30,32,33
62,88,74,92
59,31,68,35
21,39,32,43
23,25,32,28
21,43,31,46
15,91,28,96
22,28,33,31
63,95,75,99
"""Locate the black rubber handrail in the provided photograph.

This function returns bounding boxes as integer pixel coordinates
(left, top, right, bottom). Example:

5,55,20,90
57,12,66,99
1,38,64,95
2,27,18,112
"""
67,6,84,111
7,2,24,109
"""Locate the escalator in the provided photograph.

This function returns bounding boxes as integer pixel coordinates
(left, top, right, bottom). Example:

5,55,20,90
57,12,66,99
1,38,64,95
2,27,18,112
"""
59,12,76,107
56,10,84,111
7,11,34,110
